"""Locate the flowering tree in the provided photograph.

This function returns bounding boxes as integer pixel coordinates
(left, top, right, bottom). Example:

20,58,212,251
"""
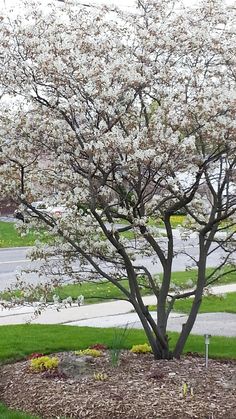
0,0,235,359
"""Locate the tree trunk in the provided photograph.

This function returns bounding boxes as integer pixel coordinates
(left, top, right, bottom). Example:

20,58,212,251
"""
132,300,171,359
173,287,203,358
173,235,207,358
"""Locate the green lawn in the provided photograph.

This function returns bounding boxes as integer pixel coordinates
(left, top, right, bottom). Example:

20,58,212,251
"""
55,279,149,302
0,222,37,248
0,324,236,363
0,278,151,302
0,324,145,363
168,268,236,289
149,292,236,314
0,403,40,419
174,292,236,314
0,216,185,248
54,268,236,302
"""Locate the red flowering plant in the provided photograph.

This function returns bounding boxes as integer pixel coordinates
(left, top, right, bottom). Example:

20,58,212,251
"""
27,353,45,360
89,344,107,351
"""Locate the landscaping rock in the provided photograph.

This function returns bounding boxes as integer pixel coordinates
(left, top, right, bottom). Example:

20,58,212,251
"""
58,353,94,379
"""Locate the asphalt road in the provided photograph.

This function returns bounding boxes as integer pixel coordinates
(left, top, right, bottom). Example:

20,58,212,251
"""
0,231,232,291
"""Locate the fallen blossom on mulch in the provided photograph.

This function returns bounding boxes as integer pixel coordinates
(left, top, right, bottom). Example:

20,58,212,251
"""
0,351,236,418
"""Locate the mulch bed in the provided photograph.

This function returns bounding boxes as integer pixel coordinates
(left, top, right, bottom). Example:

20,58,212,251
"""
0,351,236,418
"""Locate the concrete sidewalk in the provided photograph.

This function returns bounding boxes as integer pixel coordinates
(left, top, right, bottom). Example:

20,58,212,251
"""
0,295,155,325
1,282,236,327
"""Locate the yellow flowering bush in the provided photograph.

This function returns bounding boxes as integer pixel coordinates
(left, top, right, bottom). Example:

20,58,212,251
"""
75,348,103,357
30,356,59,372
130,343,152,354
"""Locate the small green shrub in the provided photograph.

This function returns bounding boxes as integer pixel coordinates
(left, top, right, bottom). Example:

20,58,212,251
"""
30,356,59,372
130,343,152,354
75,348,103,357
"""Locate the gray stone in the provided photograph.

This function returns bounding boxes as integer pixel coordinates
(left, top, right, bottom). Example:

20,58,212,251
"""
58,354,94,379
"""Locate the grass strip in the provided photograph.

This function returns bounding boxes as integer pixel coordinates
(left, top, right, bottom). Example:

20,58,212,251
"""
174,292,236,314
0,222,36,248
54,268,236,302
149,292,236,314
0,216,185,248
0,324,236,363
0,324,146,363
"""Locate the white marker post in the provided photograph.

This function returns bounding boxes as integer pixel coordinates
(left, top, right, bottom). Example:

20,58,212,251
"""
204,334,211,368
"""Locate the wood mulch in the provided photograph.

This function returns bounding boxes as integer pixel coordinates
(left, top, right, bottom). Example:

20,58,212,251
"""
0,351,236,418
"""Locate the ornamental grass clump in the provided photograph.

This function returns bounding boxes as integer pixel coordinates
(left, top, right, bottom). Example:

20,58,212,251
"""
109,325,129,367
75,348,103,357
30,356,59,372
130,343,152,354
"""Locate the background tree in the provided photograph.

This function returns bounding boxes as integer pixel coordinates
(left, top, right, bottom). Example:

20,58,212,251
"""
0,0,235,359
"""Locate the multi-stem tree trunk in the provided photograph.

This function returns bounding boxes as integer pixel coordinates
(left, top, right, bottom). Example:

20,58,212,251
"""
133,299,171,359
129,230,211,360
